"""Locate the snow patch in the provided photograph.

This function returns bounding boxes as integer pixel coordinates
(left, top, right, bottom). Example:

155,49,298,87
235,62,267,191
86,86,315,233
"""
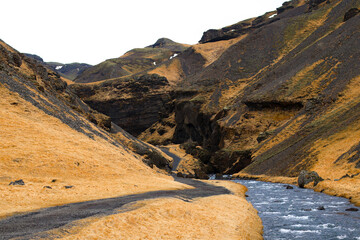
169,53,178,60
153,62,156,66
269,13,277,18
55,66,63,70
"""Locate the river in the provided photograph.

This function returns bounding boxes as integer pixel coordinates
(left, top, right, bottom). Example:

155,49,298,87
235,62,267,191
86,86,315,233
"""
234,180,360,240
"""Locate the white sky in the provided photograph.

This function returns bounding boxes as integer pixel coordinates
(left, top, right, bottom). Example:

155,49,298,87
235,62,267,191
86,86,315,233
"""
1,0,285,65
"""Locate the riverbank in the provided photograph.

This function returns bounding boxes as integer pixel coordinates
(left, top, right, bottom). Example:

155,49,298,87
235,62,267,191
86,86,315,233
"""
234,173,360,207
31,181,262,240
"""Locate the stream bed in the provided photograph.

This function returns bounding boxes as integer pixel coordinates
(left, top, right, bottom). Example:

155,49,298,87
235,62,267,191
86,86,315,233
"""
234,180,360,240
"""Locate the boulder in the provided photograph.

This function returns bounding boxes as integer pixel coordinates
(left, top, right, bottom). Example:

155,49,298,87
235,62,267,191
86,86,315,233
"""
298,170,323,188
286,185,294,189
317,206,325,210
194,169,209,180
344,8,360,22
345,207,359,212
9,179,25,185
176,172,184,178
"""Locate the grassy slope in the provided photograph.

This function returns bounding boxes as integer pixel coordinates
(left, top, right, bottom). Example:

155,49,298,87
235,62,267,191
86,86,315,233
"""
0,40,262,239
42,181,262,240
0,82,187,218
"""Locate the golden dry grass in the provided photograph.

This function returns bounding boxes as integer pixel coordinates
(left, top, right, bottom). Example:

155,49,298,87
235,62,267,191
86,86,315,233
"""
148,59,185,85
0,85,189,218
47,181,263,240
61,76,75,85
193,35,248,67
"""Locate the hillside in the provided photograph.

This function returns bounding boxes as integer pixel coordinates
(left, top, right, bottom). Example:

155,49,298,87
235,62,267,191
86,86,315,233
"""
73,38,189,83
70,0,360,204
0,39,186,217
0,39,263,239
23,53,91,81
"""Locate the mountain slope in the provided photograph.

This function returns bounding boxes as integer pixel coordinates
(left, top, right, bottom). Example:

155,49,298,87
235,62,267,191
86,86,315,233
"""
74,38,189,83
0,39,187,217
138,0,360,197
23,53,91,81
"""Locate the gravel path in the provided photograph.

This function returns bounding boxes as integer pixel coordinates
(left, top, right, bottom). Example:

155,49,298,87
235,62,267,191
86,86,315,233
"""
0,177,230,239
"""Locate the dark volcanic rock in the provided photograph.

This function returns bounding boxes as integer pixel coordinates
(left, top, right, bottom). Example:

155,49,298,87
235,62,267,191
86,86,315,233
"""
317,206,325,210
298,170,324,188
345,207,359,212
210,149,253,174
194,169,209,180
277,1,295,14
344,8,360,21
9,179,25,186
71,74,172,136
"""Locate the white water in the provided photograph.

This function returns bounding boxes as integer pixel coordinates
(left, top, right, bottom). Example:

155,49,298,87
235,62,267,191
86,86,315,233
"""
235,180,360,240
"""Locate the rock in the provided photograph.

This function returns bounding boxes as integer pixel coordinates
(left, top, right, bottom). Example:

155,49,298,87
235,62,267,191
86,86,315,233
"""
215,173,224,180
298,170,324,188
308,0,327,11
9,179,25,185
286,185,294,189
185,173,195,179
64,185,73,189
194,169,209,180
302,208,312,211
43,186,52,189
344,8,360,22
345,207,359,212
71,74,171,136
317,206,325,210
277,1,294,14
51,179,57,183
176,172,184,178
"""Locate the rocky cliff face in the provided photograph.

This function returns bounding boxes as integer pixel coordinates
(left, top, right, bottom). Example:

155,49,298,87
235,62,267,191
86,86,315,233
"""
68,0,360,180
71,74,172,136
139,0,360,178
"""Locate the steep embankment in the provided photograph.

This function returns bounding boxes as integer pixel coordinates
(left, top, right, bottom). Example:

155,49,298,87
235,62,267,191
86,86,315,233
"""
142,0,360,202
1,39,262,239
0,39,186,218
170,0,360,203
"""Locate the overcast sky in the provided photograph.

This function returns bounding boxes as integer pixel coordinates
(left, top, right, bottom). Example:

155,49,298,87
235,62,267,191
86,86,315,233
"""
1,0,285,65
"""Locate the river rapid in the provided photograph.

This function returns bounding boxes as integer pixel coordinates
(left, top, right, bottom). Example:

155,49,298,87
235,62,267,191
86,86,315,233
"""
234,180,360,240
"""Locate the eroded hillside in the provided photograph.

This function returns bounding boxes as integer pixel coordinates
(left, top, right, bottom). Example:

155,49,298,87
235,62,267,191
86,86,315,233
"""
66,0,359,203
0,39,187,217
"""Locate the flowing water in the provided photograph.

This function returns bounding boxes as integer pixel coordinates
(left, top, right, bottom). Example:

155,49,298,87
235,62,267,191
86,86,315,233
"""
234,180,360,240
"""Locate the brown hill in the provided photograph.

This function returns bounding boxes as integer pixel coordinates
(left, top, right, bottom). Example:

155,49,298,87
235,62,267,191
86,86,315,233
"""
73,38,189,83
66,0,360,204
0,39,188,217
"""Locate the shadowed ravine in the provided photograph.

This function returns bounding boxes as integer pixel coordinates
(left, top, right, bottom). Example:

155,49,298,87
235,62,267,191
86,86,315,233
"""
0,177,230,240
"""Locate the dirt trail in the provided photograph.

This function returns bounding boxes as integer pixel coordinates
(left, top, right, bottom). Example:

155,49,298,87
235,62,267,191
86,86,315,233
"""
0,177,230,239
